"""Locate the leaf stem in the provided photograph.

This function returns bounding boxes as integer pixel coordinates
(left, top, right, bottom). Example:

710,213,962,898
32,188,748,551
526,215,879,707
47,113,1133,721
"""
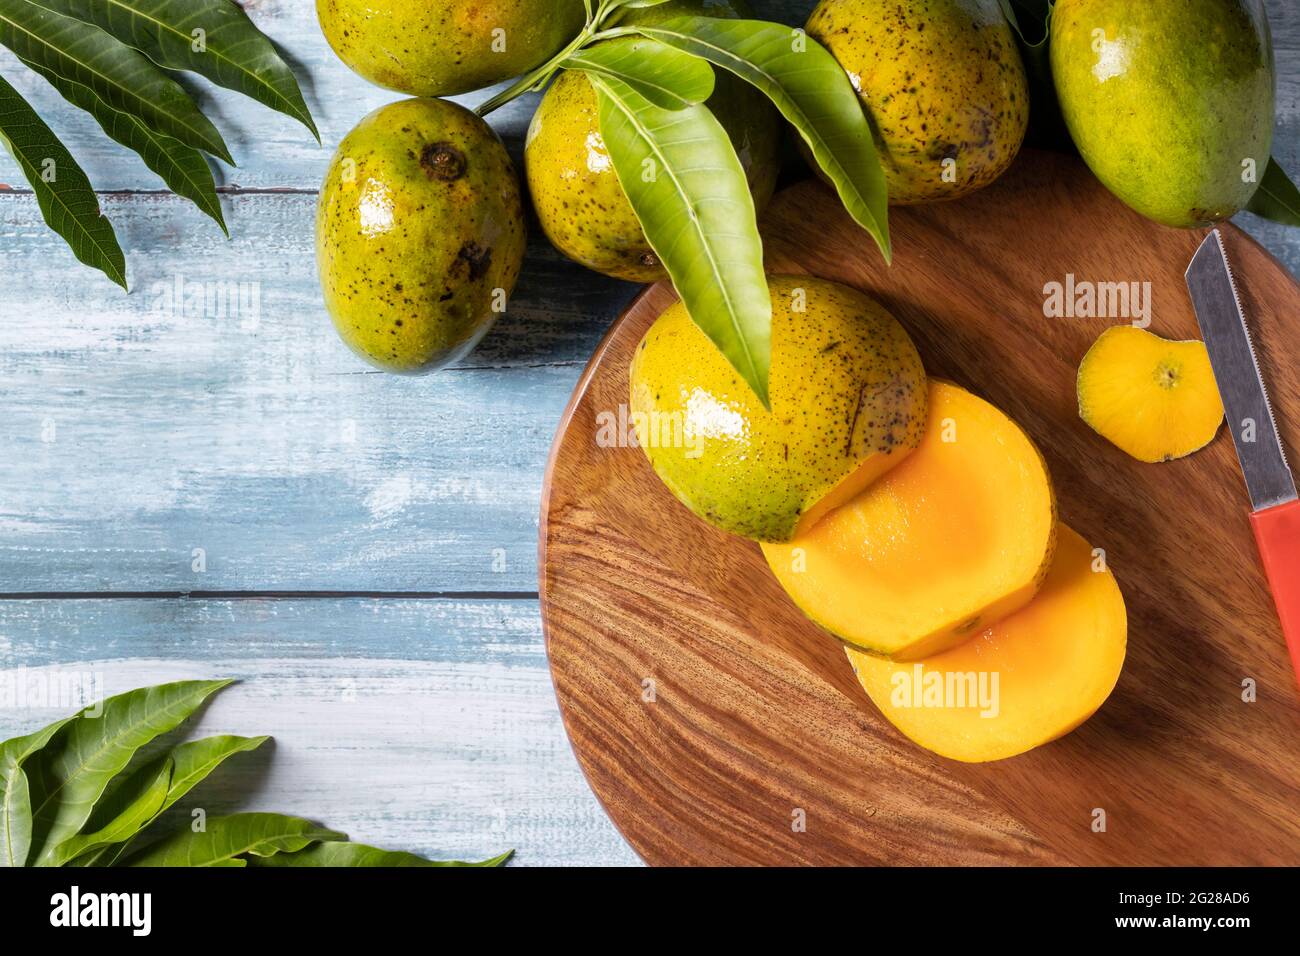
475,0,633,116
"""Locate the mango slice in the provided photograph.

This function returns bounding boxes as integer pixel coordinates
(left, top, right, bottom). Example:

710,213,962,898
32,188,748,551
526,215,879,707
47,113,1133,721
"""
629,276,928,543
1077,326,1225,463
847,525,1127,762
763,380,1057,659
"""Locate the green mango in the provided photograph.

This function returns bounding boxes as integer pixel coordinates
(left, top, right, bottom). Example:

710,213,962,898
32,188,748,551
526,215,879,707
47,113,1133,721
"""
629,276,929,543
1051,0,1275,228
317,0,587,96
525,0,782,282
806,0,1029,205
317,98,526,373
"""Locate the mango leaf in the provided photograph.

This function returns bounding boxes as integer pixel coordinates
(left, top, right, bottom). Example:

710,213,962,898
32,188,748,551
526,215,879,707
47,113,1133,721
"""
0,0,233,163
630,16,889,261
26,0,317,139
1245,156,1300,226
49,758,172,866
591,72,772,406
24,679,231,866
125,812,344,867
251,843,515,868
69,733,270,867
13,57,225,231
562,35,713,110
0,74,126,287
609,0,673,12
0,716,75,868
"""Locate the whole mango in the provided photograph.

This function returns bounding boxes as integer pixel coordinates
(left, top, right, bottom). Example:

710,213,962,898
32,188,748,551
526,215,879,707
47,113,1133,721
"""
629,276,929,543
806,0,1029,204
525,0,781,282
1051,0,1275,227
317,98,526,373
317,0,587,96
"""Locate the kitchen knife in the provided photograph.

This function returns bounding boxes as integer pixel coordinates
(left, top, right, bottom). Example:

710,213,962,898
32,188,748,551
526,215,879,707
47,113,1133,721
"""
1186,229,1300,687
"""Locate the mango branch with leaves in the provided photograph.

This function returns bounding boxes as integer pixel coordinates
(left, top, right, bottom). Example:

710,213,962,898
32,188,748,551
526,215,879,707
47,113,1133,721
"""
0,0,318,289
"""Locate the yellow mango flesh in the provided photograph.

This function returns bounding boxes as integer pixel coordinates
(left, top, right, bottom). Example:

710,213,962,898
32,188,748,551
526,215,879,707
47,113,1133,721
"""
629,276,928,542
848,525,1127,762
1077,326,1225,462
806,0,1029,204
764,380,1057,658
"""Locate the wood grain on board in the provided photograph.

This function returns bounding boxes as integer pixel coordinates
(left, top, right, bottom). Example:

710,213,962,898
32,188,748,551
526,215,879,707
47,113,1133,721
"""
540,152,1300,866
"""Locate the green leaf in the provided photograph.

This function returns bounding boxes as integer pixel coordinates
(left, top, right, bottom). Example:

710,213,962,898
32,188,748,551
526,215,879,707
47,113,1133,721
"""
250,843,515,868
562,35,714,110
50,758,172,866
71,732,270,867
125,812,344,867
1245,156,1300,226
591,72,772,406
12,59,225,231
630,16,889,261
0,74,126,287
0,716,76,868
24,679,231,866
0,0,233,163
26,0,317,140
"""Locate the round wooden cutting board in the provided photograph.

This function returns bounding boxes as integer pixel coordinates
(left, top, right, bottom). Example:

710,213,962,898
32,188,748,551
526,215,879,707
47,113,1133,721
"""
538,150,1300,866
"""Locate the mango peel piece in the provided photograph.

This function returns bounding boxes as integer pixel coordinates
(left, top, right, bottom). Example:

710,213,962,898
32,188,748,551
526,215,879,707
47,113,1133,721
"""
1077,326,1225,463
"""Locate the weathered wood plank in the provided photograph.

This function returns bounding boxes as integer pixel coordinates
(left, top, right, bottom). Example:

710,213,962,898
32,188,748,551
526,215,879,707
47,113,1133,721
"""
0,597,640,866
0,188,639,592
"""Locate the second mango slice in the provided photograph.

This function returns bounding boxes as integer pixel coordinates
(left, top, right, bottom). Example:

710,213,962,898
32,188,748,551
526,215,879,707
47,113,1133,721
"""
847,525,1127,762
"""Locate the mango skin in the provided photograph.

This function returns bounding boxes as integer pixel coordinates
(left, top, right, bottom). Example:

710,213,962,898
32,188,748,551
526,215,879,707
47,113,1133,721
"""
1051,0,1274,228
629,276,929,543
806,0,1029,204
317,0,587,96
317,98,526,373
526,0,782,282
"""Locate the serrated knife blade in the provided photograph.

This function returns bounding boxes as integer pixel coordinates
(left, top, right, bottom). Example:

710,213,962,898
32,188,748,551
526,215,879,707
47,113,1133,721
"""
1185,229,1300,689
1186,230,1296,510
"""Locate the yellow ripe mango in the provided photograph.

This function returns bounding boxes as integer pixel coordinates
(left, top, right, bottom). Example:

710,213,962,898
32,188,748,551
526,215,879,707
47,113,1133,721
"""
317,0,587,97
629,276,928,542
806,0,1029,204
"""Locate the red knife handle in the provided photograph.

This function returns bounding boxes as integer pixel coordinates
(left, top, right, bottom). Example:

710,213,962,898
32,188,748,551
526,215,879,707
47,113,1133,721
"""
1250,498,1300,688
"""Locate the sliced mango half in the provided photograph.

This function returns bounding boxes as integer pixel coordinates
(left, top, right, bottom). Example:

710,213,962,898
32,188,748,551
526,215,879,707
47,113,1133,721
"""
763,380,1058,660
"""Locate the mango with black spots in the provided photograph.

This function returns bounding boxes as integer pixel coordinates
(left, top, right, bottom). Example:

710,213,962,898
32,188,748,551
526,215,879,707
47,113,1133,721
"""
317,0,588,96
628,276,929,543
806,0,1029,204
317,98,526,373
525,0,782,282
1051,0,1274,228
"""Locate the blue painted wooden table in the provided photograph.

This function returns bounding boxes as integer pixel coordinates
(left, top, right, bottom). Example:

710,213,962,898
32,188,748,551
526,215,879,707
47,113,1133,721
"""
0,1,1296,866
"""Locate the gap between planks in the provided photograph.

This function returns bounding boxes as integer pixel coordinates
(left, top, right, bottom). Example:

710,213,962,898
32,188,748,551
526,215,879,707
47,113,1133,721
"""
0,590,539,601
